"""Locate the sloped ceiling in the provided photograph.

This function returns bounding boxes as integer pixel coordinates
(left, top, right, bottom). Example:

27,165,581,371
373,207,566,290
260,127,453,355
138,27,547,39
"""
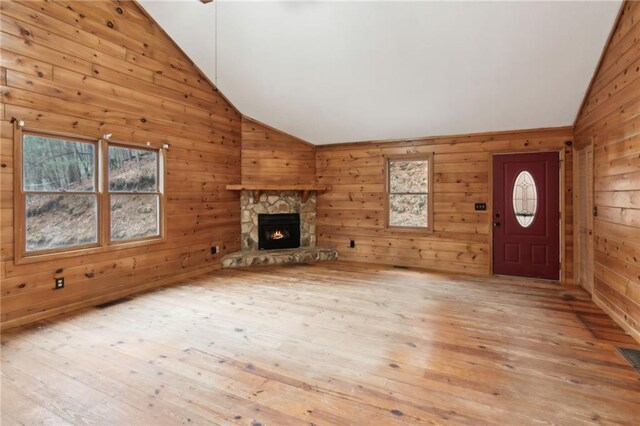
139,0,621,145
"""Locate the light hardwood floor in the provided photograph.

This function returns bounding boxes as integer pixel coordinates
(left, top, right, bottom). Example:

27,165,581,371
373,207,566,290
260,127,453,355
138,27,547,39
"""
1,261,639,425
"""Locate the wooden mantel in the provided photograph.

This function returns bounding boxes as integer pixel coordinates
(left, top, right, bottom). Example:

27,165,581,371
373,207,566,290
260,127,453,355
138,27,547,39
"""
226,184,331,202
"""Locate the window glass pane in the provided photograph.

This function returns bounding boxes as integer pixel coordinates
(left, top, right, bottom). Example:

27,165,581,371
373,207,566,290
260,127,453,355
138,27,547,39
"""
389,194,428,227
23,135,95,192
512,170,538,228
389,160,428,193
26,194,97,251
110,194,159,240
108,146,158,192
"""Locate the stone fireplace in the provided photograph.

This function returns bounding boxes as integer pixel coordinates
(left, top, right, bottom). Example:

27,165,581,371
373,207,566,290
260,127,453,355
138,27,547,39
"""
241,190,316,251
222,188,337,268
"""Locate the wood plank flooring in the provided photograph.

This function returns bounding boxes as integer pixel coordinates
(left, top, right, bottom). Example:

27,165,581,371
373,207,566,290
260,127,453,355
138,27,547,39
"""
1,261,639,425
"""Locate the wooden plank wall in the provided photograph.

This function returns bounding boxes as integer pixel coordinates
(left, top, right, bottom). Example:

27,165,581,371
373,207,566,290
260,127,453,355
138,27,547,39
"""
0,0,242,327
574,1,640,341
316,128,574,280
241,116,316,185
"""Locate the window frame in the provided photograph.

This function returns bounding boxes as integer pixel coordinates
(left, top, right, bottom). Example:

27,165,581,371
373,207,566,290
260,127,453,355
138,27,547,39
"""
14,124,166,264
16,129,102,258
384,153,434,232
103,142,165,246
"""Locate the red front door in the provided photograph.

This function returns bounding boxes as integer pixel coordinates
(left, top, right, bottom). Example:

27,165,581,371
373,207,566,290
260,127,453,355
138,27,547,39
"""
493,152,560,280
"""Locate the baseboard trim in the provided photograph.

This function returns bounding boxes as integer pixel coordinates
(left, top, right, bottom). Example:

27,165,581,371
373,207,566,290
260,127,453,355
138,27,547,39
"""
0,265,219,331
593,293,640,345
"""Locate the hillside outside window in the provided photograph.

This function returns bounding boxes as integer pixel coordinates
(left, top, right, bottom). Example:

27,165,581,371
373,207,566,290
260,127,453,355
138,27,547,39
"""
22,134,99,252
108,145,161,241
385,154,434,231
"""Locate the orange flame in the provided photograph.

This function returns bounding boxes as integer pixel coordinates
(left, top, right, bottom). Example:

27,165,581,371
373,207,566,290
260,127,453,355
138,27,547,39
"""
271,230,285,240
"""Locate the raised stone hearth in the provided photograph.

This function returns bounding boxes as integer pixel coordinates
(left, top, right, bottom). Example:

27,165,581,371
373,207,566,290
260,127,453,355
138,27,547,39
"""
222,247,338,268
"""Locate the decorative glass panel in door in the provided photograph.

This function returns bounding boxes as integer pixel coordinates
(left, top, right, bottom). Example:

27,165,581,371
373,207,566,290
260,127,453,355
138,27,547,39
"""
512,170,537,228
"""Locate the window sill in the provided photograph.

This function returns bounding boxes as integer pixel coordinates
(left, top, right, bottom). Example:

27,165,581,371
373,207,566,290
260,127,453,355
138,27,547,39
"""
14,237,165,265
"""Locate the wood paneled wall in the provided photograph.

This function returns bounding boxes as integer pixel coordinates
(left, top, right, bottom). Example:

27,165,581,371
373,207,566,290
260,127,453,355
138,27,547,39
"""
241,116,316,185
316,128,574,280
574,1,640,341
0,0,242,327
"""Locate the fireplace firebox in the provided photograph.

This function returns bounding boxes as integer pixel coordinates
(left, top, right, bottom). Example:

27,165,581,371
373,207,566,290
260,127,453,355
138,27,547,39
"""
258,213,301,250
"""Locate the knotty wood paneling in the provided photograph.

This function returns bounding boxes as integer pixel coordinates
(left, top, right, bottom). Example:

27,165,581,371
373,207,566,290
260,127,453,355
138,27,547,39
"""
0,0,242,328
574,144,594,294
316,128,574,281
574,1,640,341
241,116,315,185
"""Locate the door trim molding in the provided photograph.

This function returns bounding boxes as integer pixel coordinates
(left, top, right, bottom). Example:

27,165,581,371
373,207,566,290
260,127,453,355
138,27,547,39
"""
489,149,565,283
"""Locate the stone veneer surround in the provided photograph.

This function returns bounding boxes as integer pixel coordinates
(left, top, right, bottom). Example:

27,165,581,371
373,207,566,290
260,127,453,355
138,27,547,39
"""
240,190,316,251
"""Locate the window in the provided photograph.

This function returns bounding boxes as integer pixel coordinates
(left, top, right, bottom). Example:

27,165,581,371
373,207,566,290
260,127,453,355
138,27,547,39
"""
22,134,99,252
16,126,165,262
385,154,433,230
108,145,161,241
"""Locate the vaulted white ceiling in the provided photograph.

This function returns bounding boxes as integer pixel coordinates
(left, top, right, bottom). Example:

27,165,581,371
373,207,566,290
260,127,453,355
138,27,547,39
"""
139,0,620,145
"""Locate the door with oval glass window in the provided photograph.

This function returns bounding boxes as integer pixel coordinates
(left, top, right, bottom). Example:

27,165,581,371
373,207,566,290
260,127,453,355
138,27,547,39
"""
493,152,560,280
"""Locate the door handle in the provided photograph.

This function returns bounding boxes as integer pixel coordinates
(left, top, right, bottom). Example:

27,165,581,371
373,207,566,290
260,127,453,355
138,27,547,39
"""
493,221,500,227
